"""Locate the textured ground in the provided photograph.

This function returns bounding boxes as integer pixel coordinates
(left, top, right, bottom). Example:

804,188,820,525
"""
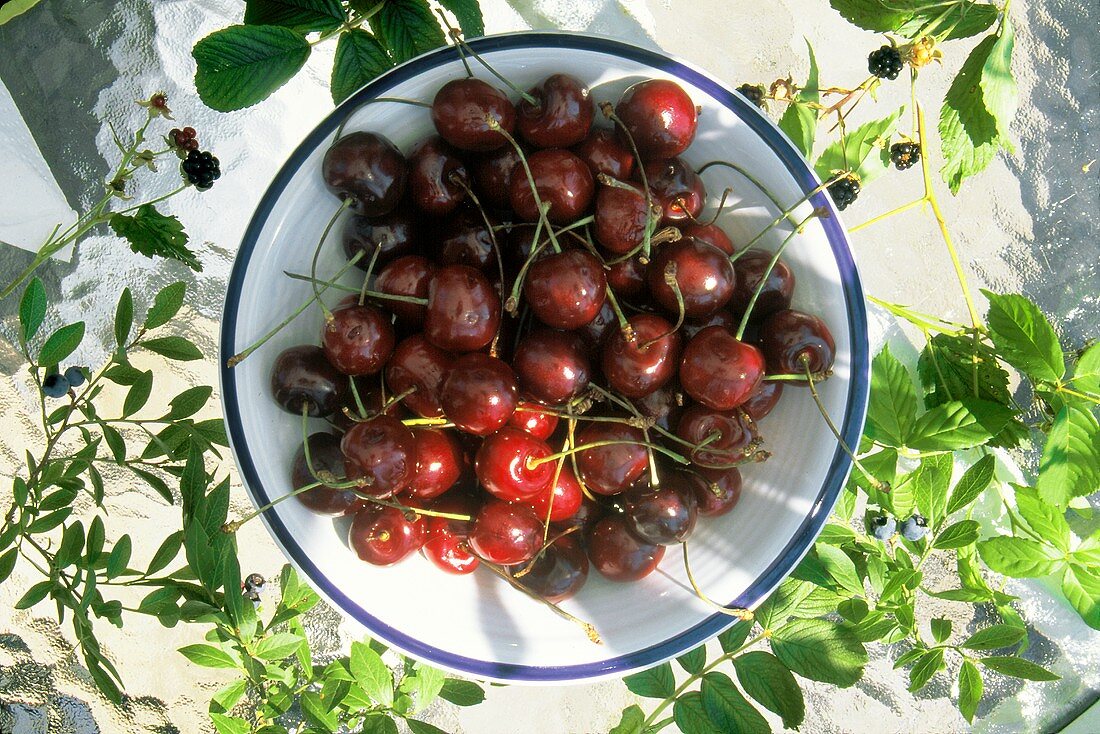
0,1,1097,732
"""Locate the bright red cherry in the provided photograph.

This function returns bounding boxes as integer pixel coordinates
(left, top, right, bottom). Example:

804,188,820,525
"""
647,240,735,320
587,515,665,582
676,405,758,469
518,74,594,148
594,182,651,255
469,499,543,565
342,415,417,496
407,135,469,216
407,428,465,500
385,334,453,418
760,309,836,377
440,353,518,435
507,401,560,440
641,157,706,224
730,249,795,321
741,381,783,421
524,249,607,330
602,313,682,398
615,79,697,159
291,432,366,516
513,328,591,405
342,205,418,268
349,505,426,566
572,127,634,180
424,265,501,353
374,255,434,329
322,132,407,216
431,78,516,152
681,222,735,255
508,149,594,224
526,466,584,523
271,345,347,417
622,474,698,545
574,422,648,495
679,326,765,410
691,466,743,517
422,492,480,574
321,302,395,376
475,427,555,501
512,535,589,602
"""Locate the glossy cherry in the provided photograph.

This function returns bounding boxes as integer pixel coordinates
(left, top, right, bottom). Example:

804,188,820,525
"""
342,205,418,268
471,144,525,209
322,132,407,216
440,353,518,435
594,182,650,255
602,313,682,398
681,222,735,255
730,249,795,321
431,78,516,152
524,249,607,330
518,74,594,148
761,309,836,377
374,255,433,329
551,493,606,536
572,127,634,180
633,382,685,432
508,149,594,224
641,157,706,224
331,378,398,432
422,492,480,574
574,422,649,495
741,380,783,421
438,209,497,271
690,466,743,517
507,401,560,440
424,265,501,352
349,504,426,566
526,465,584,523
647,239,735,319
407,428,465,500
679,326,766,410
271,345,347,417
513,328,591,405
622,474,698,545
407,135,469,215
384,334,453,418
606,253,648,300
575,297,616,353
291,432,365,516
513,535,589,602
676,405,758,468
475,427,555,501
682,309,737,341
342,415,417,496
321,302,395,376
469,499,543,565
588,515,665,582
615,79,697,159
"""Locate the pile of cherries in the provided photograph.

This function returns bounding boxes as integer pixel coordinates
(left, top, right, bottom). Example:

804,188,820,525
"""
266,69,836,606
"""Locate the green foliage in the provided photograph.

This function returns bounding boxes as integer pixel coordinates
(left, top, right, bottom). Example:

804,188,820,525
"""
244,0,345,33
815,107,902,183
0,0,44,26
778,39,820,158
108,205,200,271
193,25,313,112
331,29,394,103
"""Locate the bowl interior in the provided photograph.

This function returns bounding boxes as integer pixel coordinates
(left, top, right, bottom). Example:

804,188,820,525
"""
221,33,868,682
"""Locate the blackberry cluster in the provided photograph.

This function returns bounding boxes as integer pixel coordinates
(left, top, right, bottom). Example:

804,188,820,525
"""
181,150,221,190
890,141,921,170
868,45,904,80
169,126,199,152
735,83,766,108
828,175,861,211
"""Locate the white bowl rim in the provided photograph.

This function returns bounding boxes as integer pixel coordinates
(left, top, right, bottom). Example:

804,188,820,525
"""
219,30,870,683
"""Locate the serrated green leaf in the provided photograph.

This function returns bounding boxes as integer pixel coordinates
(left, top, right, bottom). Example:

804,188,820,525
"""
122,370,153,417
961,624,1026,651
407,720,447,734
912,453,952,526
677,645,707,675
19,277,47,341
984,290,1064,383
700,671,769,734
933,519,980,550
978,536,1062,578
168,386,213,420
194,25,312,112
109,205,199,271
815,107,902,184
609,704,645,734
718,619,754,653
145,282,187,330
1013,485,1071,551
244,0,345,33
979,655,1058,681
1072,342,1100,395
908,648,944,692
141,336,203,361
179,643,238,669
837,597,869,623
624,662,674,698
814,543,864,595
1061,564,1100,630
946,454,996,515
673,691,721,734
909,398,1015,451
733,651,805,729
778,38,819,158
210,713,250,734
827,0,994,39
438,0,484,37
350,640,393,705
438,678,485,706
370,0,445,64
958,660,983,723
331,29,394,104
867,344,919,447
1035,405,1100,507
756,577,814,631
771,619,867,687
38,322,85,369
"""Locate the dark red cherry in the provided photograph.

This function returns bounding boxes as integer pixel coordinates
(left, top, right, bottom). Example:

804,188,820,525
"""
679,326,765,410
587,515,665,582
384,334,453,418
471,144,525,209
594,182,650,255
691,466,743,517
342,415,417,495
606,253,648,300
518,74,594,148
574,422,648,495
349,505,426,566
438,209,497,271
575,297,616,354
526,466,584,523
622,474,698,545
508,401,560,440
761,309,836,377
682,309,737,341
424,265,501,353
641,157,706,224
323,132,407,216
741,380,783,421
407,135,469,216
342,205,418,268
431,78,516,152
676,405,758,469
681,222,735,255
422,493,480,574
321,302,395,376
508,149,594,224
441,353,518,435
407,428,465,500
291,433,366,516
615,79,697,159
551,493,606,536
524,249,607,330
633,382,685,432
375,255,434,329
572,127,634,180
730,249,795,321
331,378,398,432
602,313,682,399
647,240,735,320
271,345,347,417
475,427,554,501
469,499,543,565
513,329,591,405
513,535,589,602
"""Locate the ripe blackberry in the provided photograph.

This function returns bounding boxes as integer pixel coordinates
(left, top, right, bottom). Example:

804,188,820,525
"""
828,175,861,211
735,83,766,108
43,373,70,398
890,141,921,170
181,150,220,191
868,45,904,80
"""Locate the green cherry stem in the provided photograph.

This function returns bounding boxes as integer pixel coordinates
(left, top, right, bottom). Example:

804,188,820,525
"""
478,559,602,644
735,210,818,340
599,101,656,259
487,118,561,252
681,542,755,618
311,199,353,322
526,439,690,470
281,271,429,305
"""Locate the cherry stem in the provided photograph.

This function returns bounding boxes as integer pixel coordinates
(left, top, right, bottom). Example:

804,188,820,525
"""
599,101,656,259
333,97,433,139
505,206,551,314
802,357,889,492
740,174,840,253
640,263,684,349
603,285,635,342
681,542,754,619
436,11,473,77
446,29,539,107
449,172,507,352
311,199,354,322
365,495,471,522
282,271,429,305
697,160,796,228
513,524,582,579
357,244,382,306
683,186,735,227
764,370,833,382
348,375,368,418
487,119,561,253
602,225,680,266
478,559,602,644
526,439,689,470
226,249,366,368
516,404,653,429
735,210,818,340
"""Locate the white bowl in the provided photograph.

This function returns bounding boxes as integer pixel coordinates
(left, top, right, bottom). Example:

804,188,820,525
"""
221,32,869,683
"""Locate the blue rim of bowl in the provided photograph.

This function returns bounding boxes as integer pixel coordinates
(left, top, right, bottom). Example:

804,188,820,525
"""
221,31,869,683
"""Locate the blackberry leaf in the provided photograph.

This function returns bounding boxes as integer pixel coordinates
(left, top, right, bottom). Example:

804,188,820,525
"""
331,29,394,104
370,0,446,64
243,0,345,34
109,205,200,271
814,107,902,184
193,25,311,112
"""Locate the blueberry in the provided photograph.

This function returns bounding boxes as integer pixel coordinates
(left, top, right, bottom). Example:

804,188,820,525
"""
868,513,896,541
900,514,929,541
64,366,86,387
42,373,70,398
